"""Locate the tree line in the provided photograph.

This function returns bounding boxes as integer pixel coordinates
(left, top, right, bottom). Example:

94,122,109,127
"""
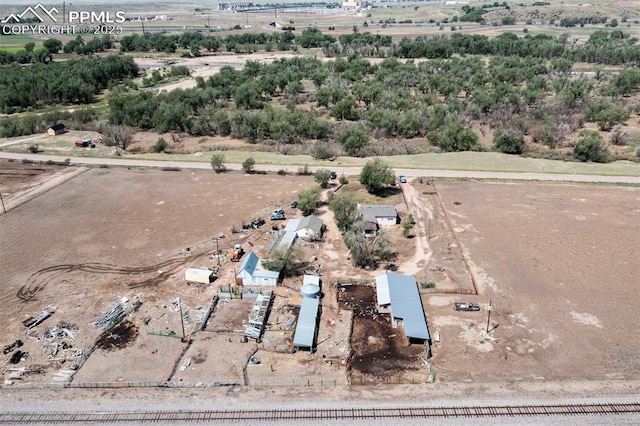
0,55,138,113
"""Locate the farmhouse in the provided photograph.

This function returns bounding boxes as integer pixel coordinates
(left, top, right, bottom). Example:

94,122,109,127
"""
47,123,66,136
358,204,398,236
236,251,280,286
375,273,430,345
284,215,324,241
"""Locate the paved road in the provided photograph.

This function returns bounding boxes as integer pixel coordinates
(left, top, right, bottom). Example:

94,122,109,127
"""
1,152,640,184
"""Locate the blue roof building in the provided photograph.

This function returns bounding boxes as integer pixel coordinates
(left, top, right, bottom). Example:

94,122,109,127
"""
375,273,430,343
236,251,280,286
293,296,319,351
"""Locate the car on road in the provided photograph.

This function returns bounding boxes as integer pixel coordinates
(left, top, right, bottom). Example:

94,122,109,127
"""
330,171,337,180
398,175,407,184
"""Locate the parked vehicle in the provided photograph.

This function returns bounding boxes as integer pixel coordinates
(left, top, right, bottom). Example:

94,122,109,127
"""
231,244,244,262
271,209,285,220
330,171,337,179
290,201,297,208
398,175,407,184
454,302,480,312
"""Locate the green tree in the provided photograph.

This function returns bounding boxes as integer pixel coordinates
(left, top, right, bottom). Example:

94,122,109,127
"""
359,158,395,194
210,153,226,173
330,193,358,231
494,129,525,154
314,169,332,188
297,187,321,216
433,123,478,152
596,106,629,131
344,222,393,268
402,214,414,238
573,130,610,163
43,38,62,54
339,174,349,185
330,95,360,120
262,247,300,276
153,137,168,153
242,156,256,173
337,125,369,157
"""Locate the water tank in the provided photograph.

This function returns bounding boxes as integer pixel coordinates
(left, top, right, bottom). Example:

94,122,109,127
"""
300,283,320,299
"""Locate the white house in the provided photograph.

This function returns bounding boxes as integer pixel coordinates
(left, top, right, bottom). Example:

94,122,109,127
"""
236,251,280,286
284,216,324,241
342,0,362,10
358,204,398,236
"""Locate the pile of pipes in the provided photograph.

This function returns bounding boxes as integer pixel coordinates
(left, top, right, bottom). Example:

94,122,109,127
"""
93,298,140,331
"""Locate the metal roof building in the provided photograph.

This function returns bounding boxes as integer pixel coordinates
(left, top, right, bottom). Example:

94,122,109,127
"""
236,251,280,286
375,273,430,343
293,296,319,351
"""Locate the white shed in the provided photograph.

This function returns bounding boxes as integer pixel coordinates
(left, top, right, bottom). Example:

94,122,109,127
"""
185,268,214,284
236,251,280,286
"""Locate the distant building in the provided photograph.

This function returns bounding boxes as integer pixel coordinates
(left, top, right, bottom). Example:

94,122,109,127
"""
342,0,362,10
376,273,430,345
47,123,66,136
236,251,280,286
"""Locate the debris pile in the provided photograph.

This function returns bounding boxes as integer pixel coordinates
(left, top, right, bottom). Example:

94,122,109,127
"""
23,306,55,329
39,322,81,360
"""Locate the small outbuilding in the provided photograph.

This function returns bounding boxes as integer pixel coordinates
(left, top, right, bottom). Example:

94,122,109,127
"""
47,123,66,136
184,268,215,284
236,251,280,286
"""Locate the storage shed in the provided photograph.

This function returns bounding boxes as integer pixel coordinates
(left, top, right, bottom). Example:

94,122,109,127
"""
184,268,214,284
47,123,66,136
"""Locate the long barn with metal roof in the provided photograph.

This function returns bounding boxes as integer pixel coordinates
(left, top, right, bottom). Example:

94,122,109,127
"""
375,273,430,344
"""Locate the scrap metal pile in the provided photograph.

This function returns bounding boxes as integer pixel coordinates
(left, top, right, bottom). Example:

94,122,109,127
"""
38,321,84,360
92,297,141,331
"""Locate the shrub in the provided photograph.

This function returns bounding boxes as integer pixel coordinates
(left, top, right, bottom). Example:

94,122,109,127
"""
573,130,610,163
337,125,369,157
27,143,40,153
153,137,168,153
242,157,255,173
210,153,226,173
494,129,525,154
314,169,332,188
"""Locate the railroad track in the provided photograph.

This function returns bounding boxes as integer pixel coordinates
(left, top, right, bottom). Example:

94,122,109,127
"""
2,403,640,423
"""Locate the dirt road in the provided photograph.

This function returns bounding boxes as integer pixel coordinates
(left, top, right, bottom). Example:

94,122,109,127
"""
2,152,639,184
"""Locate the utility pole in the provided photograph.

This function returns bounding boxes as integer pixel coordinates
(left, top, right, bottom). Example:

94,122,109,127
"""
486,299,492,333
178,298,186,339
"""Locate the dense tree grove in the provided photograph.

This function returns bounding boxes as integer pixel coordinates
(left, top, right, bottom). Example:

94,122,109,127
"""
0,55,138,113
2,27,640,161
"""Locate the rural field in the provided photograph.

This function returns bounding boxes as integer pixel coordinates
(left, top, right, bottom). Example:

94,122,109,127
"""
1,160,639,402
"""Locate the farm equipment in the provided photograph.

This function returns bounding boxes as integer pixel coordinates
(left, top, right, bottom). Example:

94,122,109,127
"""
454,302,480,312
231,244,244,262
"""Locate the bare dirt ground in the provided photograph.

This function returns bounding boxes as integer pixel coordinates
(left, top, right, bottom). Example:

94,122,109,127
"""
1,162,639,408
429,181,640,383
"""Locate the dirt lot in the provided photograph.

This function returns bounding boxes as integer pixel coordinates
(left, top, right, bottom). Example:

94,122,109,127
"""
1,161,639,401
429,181,640,383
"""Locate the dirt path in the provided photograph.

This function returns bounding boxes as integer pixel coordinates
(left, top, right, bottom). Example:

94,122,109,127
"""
2,152,639,183
395,180,432,276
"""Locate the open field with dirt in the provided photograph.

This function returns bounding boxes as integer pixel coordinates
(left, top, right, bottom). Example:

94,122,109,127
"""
1,160,638,398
